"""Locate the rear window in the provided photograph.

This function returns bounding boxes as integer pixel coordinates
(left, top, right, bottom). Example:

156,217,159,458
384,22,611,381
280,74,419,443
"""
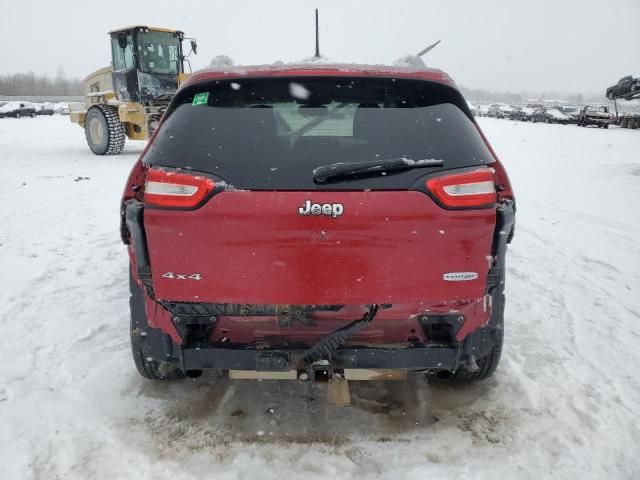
144,77,495,190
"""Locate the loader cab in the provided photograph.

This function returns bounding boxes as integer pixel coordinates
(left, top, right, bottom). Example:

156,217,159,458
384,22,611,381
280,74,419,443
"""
109,26,189,104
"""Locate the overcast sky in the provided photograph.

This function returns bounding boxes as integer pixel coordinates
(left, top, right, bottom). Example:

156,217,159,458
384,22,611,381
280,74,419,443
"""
1,0,638,95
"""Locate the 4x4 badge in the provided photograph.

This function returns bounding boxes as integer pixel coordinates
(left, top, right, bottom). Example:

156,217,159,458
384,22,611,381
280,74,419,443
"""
298,200,344,218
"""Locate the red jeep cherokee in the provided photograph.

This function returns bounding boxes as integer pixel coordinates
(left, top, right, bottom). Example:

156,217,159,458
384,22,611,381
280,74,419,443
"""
121,64,515,384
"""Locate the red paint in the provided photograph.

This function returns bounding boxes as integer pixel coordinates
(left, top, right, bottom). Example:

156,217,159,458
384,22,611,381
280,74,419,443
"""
182,64,456,90
209,301,489,345
137,287,488,346
144,191,495,305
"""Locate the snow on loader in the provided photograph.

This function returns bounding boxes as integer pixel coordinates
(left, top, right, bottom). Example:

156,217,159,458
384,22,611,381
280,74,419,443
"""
69,26,197,155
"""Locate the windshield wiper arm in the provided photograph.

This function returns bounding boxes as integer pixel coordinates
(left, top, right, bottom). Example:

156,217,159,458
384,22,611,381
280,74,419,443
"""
312,157,444,183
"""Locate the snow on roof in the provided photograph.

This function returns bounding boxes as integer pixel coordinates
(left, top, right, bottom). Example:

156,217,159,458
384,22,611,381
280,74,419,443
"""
392,54,427,69
209,55,234,68
0,101,23,113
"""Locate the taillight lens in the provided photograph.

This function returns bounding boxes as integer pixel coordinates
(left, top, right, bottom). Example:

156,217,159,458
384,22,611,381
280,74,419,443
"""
144,168,215,208
426,168,497,208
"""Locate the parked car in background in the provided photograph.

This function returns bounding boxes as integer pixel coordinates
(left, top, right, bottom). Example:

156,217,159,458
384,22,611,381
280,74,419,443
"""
510,106,535,121
619,113,640,129
488,103,513,118
56,103,70,115
531,108,547,123
545,108,570,124
578,105,610,128
0,101,37,118
509,107,525,121
557,105,579,124
36,103,55,116
606,75,640,100
522,107,536,121
477,104,490,117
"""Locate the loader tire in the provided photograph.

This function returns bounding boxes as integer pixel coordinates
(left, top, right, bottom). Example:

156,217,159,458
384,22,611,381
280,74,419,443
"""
129,267,185,380
85,105,125,155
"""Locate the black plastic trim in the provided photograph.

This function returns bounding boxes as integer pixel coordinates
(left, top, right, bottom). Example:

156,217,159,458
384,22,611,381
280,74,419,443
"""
179,344,460,371
125,200,154,295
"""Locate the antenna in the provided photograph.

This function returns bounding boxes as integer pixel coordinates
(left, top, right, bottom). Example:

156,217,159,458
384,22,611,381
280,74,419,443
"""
314,9,320,58
417,40,441,57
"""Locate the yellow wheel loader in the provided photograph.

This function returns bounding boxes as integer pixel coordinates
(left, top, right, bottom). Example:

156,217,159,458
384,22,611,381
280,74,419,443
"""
69,26,197,155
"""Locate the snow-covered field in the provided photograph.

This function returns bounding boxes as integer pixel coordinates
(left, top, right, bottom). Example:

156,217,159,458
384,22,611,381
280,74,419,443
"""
1,116,639,479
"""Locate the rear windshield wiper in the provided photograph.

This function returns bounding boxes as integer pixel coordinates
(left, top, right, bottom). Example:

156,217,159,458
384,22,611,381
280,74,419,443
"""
312,157,444,183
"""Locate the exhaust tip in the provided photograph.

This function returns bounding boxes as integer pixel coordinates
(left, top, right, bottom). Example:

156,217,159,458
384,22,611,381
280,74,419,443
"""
435,370,453,381
185,369,203,378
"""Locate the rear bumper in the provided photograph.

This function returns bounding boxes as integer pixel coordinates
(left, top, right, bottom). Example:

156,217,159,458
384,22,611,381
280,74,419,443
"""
139,326,460,371
187,345,459,371
585,117,609,125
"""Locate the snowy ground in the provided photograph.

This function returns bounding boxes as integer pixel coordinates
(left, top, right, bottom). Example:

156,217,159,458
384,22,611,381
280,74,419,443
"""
0,116,639,479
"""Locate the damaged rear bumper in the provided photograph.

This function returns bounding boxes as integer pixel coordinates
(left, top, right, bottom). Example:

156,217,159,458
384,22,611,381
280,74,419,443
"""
187,345,460,372
136,325,461,372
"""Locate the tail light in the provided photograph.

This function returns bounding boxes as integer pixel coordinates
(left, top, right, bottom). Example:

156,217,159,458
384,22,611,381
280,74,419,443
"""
144,168,215,208
426,168,496,208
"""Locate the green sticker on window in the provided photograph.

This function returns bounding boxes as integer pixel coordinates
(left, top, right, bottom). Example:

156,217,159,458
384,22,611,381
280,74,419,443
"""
192,92,209,105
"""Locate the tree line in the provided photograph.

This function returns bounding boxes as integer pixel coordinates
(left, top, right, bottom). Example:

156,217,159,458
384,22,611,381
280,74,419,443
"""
0,66,83,96
0,67,606,104
459,86,606,105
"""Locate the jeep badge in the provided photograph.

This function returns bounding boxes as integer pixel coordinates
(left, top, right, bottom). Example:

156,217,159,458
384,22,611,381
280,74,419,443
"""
298,200,344,218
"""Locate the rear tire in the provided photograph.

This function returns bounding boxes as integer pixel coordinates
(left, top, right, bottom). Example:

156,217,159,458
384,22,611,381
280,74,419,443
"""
84,105,126,155
131,340,185,380
129,267,185,380
449,314,504,383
